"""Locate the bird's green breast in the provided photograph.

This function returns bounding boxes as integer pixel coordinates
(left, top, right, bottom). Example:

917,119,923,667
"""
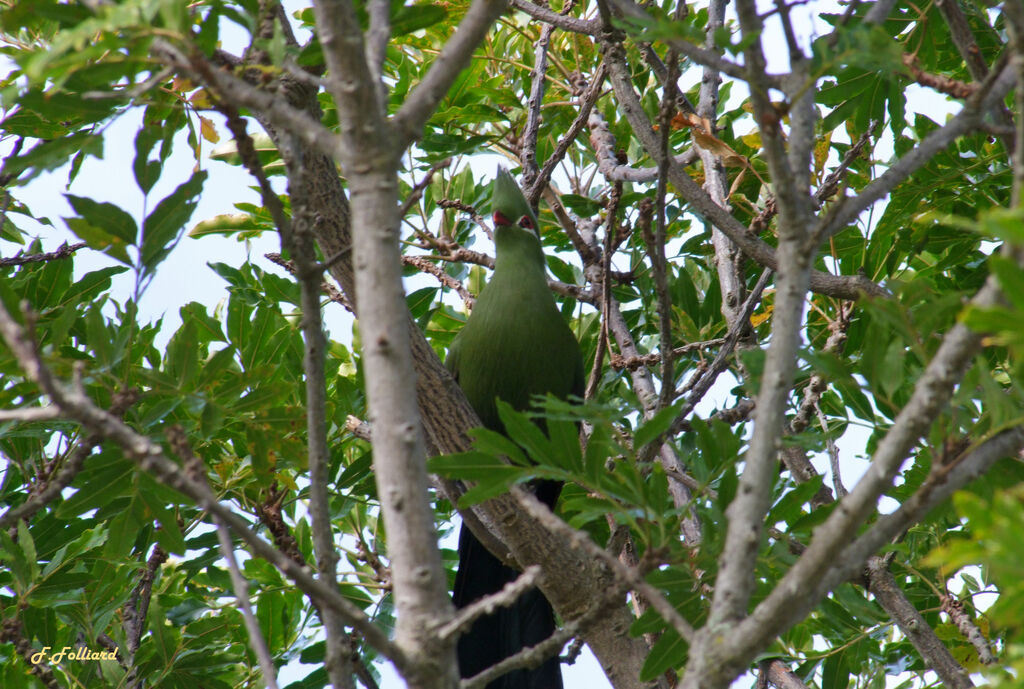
448,247,583,433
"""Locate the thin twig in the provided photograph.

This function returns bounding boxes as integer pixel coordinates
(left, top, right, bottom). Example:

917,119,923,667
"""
438,566,542,640
610,339,728,371
399,158,452,218
590,70,883,299
215,517,282,689
0,407,61,422
0,242,89,268
522,23,554,189
0,392,139,531
527,63,607,206
403,255,475,308
513,488,695,644
666,268,773,440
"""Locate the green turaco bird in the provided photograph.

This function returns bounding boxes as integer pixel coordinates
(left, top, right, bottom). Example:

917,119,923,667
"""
447,167,584,689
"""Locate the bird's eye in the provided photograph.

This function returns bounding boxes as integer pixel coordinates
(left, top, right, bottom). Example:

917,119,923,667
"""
518,216,535,230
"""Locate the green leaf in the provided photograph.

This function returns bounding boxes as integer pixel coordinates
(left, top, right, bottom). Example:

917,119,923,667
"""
989,255,1024,310
428,451,523,506
134,124,164,194
559,194,603,218
189,212,269,238
141,170,208,273
65,194,138,245
4,132,105,184
209,134,285,175
633,403,682,451
467,426,530,467
17,519,39,582
497,400,555,467
59,266,129,308
458,478,524,507
640,628,687,680
546,415,583,474
392,3,448,35
976,206,1024,244
55,457,135,518
822,650,851,689
878,338,906,399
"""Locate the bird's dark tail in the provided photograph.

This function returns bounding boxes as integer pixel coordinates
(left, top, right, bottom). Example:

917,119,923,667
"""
453,523,564,689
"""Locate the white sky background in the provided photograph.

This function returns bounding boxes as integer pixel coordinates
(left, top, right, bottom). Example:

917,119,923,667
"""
0,0,970,687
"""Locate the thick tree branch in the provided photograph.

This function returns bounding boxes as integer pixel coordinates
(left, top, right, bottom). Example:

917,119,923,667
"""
941,593,998,666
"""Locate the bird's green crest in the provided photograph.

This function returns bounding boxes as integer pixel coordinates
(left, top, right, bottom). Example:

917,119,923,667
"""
492,167,539,237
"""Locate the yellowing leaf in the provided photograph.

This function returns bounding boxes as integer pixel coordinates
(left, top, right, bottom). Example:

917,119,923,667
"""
691,129,747,168
199,115,220,143
740,130,762,150
189,88,213,109
276,472,299,491
750,303,773,327
814,131,833,179
171,75,196,92
671,111,713,133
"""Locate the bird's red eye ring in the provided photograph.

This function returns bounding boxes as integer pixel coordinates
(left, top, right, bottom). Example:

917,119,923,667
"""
493,210,512,226
518,216,535,230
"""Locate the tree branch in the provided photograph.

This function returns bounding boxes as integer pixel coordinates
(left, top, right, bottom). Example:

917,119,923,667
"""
438,566,542,641
867,558,973,689
604,0,760,84
0,242,88,267
527,63,607,206
521,22,554,189
508,0,600,35
513,488,694,644
215,510,282,689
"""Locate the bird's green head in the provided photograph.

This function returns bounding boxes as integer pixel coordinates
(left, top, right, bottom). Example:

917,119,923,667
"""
492,167,540,238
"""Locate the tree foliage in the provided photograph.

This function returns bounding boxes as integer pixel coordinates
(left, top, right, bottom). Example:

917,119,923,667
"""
2,1,1024,689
